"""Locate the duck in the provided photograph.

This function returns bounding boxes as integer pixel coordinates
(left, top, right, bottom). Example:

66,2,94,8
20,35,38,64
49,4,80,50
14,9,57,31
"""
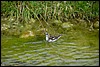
45,32,62,42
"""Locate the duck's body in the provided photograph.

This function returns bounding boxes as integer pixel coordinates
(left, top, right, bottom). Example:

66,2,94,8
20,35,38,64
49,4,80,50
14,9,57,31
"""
46,32,62,42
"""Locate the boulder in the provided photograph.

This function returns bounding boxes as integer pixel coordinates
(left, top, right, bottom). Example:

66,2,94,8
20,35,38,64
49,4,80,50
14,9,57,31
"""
51,20,62,26
94,21,99,29
61,22,73,28
53,20,62,24
20,31,34,38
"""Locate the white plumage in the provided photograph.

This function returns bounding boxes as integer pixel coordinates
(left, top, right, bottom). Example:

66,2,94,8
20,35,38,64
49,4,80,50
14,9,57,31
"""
45,32,62,42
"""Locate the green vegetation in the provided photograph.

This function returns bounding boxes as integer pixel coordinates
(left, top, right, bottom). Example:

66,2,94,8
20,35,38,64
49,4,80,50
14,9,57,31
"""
1,1,99,36
1,1,99,66
1,1,99,20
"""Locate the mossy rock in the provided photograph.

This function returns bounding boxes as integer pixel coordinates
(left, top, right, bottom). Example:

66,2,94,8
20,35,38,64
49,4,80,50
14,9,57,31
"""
61,22,73,28
50,20,62,27
61,22,74,32
29,18,36,24
53,20,62,24
52,20,62,26
20,31,35,38
94,21,99,29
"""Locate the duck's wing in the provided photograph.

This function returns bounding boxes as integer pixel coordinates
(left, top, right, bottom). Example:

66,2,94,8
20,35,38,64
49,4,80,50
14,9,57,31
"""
49,36,55,40
55,34,62,39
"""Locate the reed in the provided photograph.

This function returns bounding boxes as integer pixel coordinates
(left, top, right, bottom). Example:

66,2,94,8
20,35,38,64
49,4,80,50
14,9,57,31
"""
1,1,99,36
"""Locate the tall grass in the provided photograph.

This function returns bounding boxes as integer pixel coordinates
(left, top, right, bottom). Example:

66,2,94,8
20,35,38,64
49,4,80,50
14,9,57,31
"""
1,1,99,21
1,1,99,36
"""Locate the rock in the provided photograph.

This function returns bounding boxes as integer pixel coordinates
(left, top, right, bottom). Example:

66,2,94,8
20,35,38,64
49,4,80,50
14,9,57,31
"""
37,28,47,35
63,18,68,22
61,22,73,32
53,20,62,24
20,31,34,38
61,22,73,28
94,21,99,29
51,20,62,26
29,18,36,24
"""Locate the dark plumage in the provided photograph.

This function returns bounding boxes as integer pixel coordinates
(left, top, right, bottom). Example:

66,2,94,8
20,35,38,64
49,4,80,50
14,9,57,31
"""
46,32,62,42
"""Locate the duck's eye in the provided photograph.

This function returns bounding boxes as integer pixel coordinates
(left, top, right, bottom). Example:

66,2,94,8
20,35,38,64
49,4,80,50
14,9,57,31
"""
52,37,55,39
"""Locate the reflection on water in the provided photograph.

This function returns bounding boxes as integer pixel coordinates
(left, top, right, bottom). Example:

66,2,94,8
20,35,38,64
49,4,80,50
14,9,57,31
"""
1,40,99,66
1,29,99,66
24,41,43,44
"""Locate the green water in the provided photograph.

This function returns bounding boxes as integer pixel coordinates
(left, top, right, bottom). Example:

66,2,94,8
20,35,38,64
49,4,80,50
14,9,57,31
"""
1,28,99,66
